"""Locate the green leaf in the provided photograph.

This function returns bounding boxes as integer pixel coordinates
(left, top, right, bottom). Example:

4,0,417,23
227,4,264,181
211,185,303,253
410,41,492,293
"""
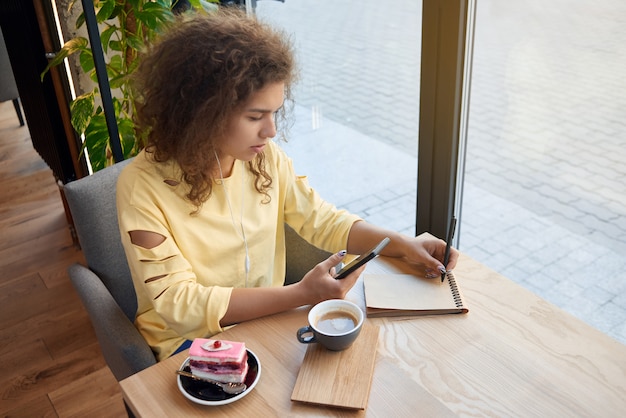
65,36,89,51
89,69,99,83
95,0,116,22
75,12,85,29
144,1,169,11
126,34,145,53
118,117,137,154
40,37,88,81
108,54,123,73
136,3,173,31
70,92,96,135
79,49,94,73
134,11,158,31
109,40,122,52
109,74,130,90
108,4,123,20
84,113,110,172
126,57,140,75
196,0,220,12
100,25,118,54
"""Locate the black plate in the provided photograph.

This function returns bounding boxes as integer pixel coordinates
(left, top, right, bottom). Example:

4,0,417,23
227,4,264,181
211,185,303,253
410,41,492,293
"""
177,349,260,405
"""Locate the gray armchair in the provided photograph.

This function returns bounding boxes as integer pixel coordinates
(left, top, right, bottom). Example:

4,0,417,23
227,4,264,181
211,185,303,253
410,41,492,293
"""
63,158,330,382
0,27,24,126
64,159,156,382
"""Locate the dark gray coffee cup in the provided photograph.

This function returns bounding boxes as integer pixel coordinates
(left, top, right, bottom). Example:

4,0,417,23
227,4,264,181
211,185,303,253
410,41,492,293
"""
296,299,364,351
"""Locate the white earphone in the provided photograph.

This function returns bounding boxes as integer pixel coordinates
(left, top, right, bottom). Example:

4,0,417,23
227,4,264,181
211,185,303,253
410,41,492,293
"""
214,151,250,286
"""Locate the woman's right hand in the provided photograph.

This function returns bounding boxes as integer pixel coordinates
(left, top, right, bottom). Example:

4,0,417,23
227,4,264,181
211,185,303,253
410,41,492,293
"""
296,250,364,304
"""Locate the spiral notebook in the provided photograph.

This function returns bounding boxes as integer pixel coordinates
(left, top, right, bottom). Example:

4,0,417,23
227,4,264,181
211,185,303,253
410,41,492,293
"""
363,272,469,317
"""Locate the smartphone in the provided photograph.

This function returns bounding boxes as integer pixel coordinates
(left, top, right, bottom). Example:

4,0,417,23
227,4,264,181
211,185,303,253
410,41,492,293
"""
334,237,390,280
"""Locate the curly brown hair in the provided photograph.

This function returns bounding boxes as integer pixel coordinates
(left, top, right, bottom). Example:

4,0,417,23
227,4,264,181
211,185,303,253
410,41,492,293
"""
132,8,297,210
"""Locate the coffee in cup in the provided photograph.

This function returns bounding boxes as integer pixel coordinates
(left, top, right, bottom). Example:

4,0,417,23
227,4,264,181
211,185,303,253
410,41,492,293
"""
296,299,364,351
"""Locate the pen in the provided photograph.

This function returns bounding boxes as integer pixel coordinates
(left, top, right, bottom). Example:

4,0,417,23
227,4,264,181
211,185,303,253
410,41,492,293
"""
441,216,457,282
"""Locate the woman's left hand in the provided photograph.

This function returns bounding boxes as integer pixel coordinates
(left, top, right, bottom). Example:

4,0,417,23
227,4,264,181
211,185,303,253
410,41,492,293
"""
401,235,459,278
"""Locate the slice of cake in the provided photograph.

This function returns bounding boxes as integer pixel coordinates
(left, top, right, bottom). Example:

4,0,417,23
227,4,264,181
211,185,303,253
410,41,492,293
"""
188,338,249,384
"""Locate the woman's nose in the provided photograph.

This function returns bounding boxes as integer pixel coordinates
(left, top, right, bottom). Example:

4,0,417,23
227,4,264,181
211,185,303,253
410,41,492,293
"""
261,117,277,138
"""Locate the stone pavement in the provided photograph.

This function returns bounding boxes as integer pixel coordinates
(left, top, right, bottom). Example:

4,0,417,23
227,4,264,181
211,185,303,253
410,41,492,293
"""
256,0,626,345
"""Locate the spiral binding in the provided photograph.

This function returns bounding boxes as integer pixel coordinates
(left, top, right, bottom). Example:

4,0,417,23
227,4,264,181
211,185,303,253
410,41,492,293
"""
447,272,464,308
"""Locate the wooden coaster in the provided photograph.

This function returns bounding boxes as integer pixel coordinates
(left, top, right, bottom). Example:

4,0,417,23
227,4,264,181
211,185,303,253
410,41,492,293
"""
291,321,379,409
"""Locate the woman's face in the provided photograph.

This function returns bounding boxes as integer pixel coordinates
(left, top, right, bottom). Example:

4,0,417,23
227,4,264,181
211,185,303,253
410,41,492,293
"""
217,82,285,170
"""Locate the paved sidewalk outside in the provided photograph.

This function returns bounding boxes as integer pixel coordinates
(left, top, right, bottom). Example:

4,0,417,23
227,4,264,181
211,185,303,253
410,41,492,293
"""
257,0,626,345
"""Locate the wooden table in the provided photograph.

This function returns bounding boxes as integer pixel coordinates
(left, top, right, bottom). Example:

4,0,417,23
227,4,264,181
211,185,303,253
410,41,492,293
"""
120,252,626,417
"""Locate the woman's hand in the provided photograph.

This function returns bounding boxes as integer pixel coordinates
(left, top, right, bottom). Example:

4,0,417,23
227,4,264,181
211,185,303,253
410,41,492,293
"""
346,221,459,279
296,251,363,305
223,251,361,327
401,235,459,278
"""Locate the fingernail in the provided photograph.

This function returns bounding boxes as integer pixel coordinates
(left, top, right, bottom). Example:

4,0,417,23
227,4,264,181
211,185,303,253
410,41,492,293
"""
438,266,446,274
337,250,347,257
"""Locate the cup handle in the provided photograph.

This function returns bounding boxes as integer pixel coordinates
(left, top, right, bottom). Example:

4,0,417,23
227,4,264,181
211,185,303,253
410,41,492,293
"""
297,326,316,344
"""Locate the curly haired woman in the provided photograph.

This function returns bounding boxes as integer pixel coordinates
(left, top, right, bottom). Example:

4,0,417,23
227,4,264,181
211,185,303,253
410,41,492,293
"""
116,8,458,360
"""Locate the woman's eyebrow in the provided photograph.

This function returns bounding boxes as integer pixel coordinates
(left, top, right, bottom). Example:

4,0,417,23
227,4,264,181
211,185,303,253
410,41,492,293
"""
245,103,284,113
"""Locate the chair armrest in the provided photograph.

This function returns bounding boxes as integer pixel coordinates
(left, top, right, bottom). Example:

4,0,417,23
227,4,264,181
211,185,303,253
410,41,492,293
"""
68,263,156,381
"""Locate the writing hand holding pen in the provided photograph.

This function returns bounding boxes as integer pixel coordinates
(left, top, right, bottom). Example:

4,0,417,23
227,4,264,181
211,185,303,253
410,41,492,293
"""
380,222,458,280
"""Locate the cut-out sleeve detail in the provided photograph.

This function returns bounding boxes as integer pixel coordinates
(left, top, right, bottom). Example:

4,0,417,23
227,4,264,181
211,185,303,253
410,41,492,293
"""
129,229,166,249
130,242,195,299
145,274,167,284
139,255,175,263
153,287,169,300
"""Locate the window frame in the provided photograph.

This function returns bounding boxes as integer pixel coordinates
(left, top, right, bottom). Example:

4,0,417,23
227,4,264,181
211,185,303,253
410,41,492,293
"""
416,0,476,243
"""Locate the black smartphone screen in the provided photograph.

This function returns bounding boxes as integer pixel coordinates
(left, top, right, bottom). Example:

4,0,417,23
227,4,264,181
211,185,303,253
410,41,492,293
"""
334,237,390,280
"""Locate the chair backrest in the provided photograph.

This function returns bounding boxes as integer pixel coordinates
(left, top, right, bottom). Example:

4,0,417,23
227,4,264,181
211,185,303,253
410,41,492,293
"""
0,28,19,102
63,159,136,321
284,223,331,285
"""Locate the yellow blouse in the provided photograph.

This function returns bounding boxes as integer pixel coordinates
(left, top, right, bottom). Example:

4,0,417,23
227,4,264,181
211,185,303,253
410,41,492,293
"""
116,141,360,360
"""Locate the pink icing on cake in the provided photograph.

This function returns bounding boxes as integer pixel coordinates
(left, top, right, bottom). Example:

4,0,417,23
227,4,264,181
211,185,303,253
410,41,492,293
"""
189,338,246,364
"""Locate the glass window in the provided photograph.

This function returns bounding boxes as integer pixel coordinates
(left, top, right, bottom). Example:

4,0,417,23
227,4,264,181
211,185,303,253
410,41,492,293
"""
256,0,422,235
460,1,626,344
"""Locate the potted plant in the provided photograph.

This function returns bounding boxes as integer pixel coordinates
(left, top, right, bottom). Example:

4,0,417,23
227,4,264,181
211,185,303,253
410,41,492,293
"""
42,0,218,172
